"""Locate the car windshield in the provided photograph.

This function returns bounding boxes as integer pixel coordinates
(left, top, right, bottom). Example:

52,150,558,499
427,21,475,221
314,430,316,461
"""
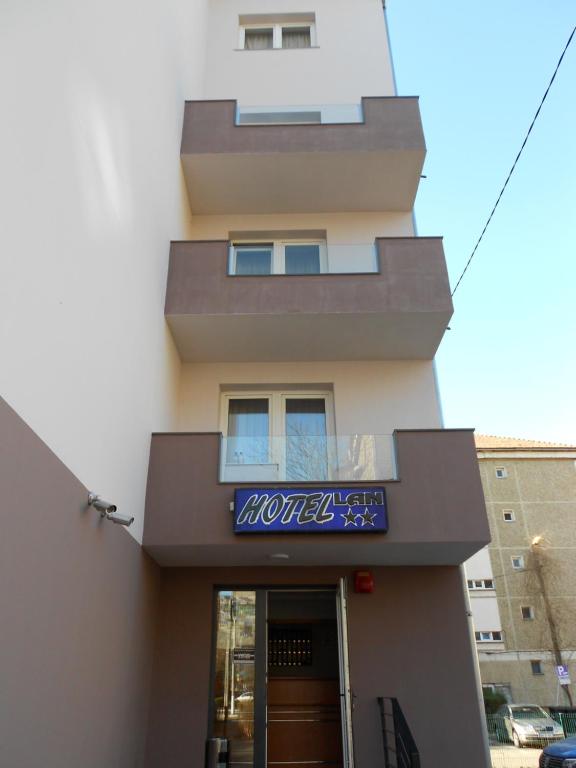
511,706,548,720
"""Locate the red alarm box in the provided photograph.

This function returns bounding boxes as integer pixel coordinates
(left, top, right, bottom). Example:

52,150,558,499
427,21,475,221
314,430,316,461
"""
354,570,374,593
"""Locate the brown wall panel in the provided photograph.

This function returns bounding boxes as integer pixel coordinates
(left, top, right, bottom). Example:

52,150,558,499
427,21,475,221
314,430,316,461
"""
144,565,488,768
0,397,161,768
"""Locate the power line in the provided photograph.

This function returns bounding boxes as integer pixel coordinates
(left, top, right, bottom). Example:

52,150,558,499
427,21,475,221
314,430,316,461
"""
451,25,576,297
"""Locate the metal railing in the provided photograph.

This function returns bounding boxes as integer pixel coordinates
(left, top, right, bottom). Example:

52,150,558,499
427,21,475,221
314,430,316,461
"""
378,697,420,768
220,434,397,483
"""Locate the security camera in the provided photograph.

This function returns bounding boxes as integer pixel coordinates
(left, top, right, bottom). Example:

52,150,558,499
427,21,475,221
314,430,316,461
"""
87,493,134,527
105,510,135,527
88,492,117,514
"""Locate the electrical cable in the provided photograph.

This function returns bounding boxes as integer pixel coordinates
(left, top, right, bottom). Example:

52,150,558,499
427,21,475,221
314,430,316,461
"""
451,25,576,297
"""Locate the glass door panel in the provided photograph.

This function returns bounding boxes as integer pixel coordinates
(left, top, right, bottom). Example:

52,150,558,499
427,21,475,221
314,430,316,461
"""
212,591,257,767
233,244,273,275
226,398,270,465
284,243,321,274
285,397,328,481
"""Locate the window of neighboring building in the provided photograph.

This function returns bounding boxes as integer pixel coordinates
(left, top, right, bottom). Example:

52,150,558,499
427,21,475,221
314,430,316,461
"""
495,466,508,479
503,509,516,522
467,579,495,590
230,240,327,275
475,631,503,642
511,556,525,570
521,606,534,620
531,660,543,675
239,17,316,50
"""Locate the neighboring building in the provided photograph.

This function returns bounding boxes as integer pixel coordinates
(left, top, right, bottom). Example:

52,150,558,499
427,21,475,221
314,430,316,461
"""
467,435,576,707
1,2,491,767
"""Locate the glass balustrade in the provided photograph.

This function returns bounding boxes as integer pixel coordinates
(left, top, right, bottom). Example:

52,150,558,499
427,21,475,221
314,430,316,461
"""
220,434,397,483
236,102,363,125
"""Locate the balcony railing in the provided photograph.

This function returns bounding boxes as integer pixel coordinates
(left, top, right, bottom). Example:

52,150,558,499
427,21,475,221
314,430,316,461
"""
227,243,379,274
236,102,363,125
220,434,397,483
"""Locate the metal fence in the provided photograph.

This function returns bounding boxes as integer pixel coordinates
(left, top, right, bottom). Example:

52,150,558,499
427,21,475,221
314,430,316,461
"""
487,712,576,768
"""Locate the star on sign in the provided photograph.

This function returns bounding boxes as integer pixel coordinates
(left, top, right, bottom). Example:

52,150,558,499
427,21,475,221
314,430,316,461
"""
341,508,359,527
360,508,377,526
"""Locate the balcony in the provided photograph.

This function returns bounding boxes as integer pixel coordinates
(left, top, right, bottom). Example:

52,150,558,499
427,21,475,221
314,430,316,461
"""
165,237,452,361
180,97,425,213
143,429,489,567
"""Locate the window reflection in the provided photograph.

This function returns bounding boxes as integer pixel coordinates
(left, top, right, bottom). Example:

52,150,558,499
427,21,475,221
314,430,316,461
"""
213,591,256,767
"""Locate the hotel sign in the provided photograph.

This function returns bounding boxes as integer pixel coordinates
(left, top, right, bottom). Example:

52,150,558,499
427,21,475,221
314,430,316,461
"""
233,487,388,534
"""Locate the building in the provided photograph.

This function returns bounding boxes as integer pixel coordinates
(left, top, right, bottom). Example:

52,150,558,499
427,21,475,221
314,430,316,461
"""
467,435,576,707
1,1,491,766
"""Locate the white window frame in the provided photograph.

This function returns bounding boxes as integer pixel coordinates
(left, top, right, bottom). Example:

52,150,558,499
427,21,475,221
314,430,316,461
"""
239,21,316,50
511,555,525,570
502,509,516,522
468,579,495,590
475,631,503,642
495,466,508,479
220,389,335,479
229,239,328,275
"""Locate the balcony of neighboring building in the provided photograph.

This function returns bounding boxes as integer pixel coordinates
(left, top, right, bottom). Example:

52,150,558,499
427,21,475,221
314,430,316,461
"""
142,428,489,567
165,236,452,362
180,97,426,214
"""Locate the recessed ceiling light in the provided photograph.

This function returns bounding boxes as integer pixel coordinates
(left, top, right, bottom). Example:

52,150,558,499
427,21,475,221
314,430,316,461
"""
270,553,290,560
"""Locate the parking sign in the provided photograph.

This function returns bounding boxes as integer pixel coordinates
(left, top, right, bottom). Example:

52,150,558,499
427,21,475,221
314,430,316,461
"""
556,665,571,685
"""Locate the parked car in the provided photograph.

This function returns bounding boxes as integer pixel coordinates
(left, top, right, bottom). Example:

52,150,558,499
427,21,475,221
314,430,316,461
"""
497,704,565,748
539,736,576,766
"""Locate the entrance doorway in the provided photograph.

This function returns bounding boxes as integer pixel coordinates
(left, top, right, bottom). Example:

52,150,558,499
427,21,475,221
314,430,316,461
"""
210,584,353,768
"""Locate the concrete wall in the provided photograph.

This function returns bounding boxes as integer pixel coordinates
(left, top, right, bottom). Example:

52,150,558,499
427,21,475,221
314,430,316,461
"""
480,654,576,706
472,454,576,705
177,361,442,434
203,0,395,104
0,397,161,768
144,566,488,768
0,0,209,539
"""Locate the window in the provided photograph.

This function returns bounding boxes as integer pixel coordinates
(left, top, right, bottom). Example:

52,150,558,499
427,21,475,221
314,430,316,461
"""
521,606,534,620
230,240,326,275
467,579,495,590
475,631,503,642
531,660,543,675
511,556,525,570
503,509,516,522
495,467,508,479
220,389,334,482
239,17,316,50
243,27,273,49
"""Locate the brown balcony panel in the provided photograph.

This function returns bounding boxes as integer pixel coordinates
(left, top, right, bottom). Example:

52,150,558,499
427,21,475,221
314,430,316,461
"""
142,429,489,567
165,238,453,361
180,98,426,213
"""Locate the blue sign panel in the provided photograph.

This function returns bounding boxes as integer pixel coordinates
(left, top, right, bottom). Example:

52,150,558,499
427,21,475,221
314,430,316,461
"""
233,487,388,534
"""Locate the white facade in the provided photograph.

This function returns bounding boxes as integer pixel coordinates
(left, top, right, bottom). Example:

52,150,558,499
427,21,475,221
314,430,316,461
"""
0,0,425,540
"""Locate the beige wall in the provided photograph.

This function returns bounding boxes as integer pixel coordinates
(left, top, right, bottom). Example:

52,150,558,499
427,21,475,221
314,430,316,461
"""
203,0,395,104
472,454,576,705
177,360,442,434
0,0,209,540
186,211,414,240
0,397,161,768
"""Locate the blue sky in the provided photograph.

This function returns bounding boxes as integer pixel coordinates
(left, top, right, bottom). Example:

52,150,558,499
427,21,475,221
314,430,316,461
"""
386,1,576,444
